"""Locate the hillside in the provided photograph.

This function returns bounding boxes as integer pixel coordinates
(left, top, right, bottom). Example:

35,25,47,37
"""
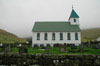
81,28,100,42
0,29,26,44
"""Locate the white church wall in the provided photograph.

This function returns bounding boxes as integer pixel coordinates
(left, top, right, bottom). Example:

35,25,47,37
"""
69,18,79,25
32,32,81,46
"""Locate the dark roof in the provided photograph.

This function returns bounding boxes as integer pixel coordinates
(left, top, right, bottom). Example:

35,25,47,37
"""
69,9,79,18
32,21,81,32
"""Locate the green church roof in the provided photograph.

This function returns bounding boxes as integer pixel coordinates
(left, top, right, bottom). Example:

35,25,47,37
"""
32,22,81,32
69,9,79,18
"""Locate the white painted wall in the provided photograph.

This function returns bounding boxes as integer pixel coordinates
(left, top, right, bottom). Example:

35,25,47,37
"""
69,18,79,25
32,32,81,46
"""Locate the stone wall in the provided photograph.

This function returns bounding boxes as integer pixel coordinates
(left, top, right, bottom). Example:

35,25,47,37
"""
0,54,100,66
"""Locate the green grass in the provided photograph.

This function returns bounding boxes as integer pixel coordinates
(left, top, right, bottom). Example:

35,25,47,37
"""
81,28,100,42
7,44,100,55
0,29,26,44
11,47,19,53
21,45,100,55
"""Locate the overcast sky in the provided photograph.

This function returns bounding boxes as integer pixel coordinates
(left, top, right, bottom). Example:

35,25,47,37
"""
0,0,100,38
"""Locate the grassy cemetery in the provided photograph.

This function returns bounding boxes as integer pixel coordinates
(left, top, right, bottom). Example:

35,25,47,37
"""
0,41,100,55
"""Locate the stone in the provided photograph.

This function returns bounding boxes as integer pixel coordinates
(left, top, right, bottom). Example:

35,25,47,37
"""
97,44,100,49
70,44,76,49
86,43,90,48
78,44,84,52
33,44,39,48
59,44,66,52
53,43,60,47
19,47,28,53
80,44,84,49
94,59,100,65
45,47,50,53
92,44,100,49
40,44,44,47
46,44,51,47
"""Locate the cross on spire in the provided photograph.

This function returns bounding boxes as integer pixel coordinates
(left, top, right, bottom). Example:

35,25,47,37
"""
72,5,74,9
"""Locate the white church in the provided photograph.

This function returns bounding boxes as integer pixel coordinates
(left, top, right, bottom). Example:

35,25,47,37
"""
32,7,81,46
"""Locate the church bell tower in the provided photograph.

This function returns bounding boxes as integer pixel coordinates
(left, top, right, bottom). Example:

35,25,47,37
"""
69,6,80,25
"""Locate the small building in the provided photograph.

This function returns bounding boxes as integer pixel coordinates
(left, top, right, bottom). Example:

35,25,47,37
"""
32,7,81,46
97,37,100,41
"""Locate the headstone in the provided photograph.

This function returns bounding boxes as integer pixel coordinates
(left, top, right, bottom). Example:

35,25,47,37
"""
59,44,66,52
78,44,84,52
97,43,100,49
46,44,51,47
26,41,29,44
4,47,11,53
64,43,67,47
0,43,3,47
86,43,90,48
70,44,76,49
18,43,22,47
40,44,46,49
80,44,84,48
45,47,50,53
19,47,28,53
53,43,60,47
33,44,39,48
40,44,44,47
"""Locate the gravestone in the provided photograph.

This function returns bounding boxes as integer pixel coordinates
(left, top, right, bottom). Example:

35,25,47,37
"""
33,44,39,48
59,44,66,52
4,47,10,53
86,42,90,48
46,44,51,47
92,44,100,49
19,47,28,53
64,43,67,47
45,47,50,53
93,44,98,49
70,44,76,49
79,44,84,52
53,43,60,47
40,44,46,49
97,43,100,49
40,44,44,47
19,44,22,47
80,44,84,48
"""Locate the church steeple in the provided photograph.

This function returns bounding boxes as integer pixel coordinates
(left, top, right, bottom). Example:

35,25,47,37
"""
69,7,79,19
69,6,80,25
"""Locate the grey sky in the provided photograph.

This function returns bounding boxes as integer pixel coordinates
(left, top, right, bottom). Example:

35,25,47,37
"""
0,0,100,38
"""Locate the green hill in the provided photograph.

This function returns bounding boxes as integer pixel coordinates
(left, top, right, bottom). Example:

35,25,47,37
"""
81,28,100,42
0,29,26,44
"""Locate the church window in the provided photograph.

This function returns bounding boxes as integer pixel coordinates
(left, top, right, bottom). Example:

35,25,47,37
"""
74,19,76,22
52,33,55,40
67,33,71,40
75,33,78,40
37,33,40,40
60,33,63,40
44,33,48,40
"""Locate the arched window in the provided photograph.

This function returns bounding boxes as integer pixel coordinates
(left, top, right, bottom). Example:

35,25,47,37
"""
60,33,63,40
75,33,78,40
37,33,40,40
74,19,76,22
52,33,55,40
67,33,71,40
44,33,48,40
